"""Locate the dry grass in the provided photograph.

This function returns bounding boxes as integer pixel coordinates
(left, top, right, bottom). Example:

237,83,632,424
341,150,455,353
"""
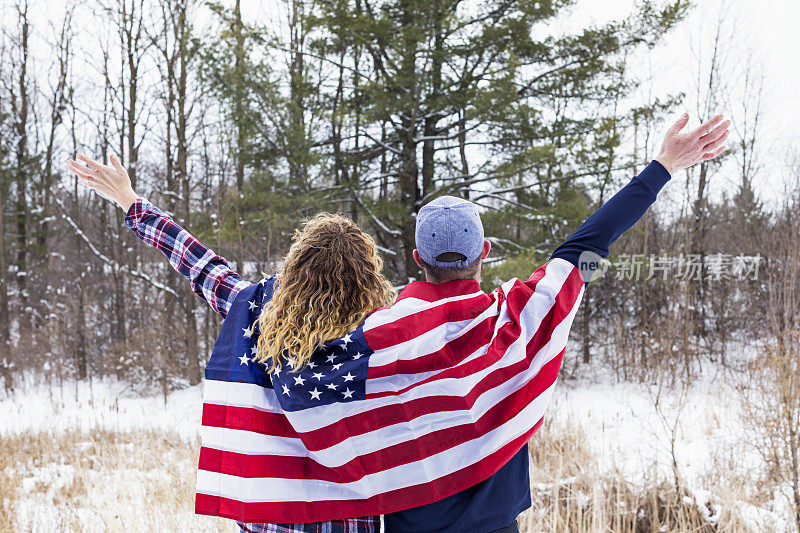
517,419,758,533
0,419,774,532
0,429,229,532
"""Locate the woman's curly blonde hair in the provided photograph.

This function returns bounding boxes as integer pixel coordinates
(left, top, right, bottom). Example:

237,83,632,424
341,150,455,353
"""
255,213,396,372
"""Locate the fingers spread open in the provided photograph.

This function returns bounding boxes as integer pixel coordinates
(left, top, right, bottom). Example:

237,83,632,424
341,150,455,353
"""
699,120,730,145
77,154,106,172
68,161,99,180
702,145,726,161
690,114,725,138
702,129,729,152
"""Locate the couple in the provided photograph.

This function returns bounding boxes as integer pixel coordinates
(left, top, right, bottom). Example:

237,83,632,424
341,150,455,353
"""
67,112,728,533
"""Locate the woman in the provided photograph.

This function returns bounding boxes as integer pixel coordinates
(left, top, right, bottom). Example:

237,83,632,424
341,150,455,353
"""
67,153,393,533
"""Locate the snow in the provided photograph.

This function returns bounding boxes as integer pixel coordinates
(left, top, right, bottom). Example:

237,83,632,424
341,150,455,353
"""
0,363,792,531
0,378,202,441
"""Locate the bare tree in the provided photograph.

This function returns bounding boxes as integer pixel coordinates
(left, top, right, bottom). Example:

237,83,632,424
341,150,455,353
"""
744,156,800,532
9,0,32,336
151,0,203,384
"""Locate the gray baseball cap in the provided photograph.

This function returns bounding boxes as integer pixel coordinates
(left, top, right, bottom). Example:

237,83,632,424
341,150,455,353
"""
415,195,484,268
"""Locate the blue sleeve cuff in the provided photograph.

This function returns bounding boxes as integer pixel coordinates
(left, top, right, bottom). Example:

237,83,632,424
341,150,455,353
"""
637,160,672,196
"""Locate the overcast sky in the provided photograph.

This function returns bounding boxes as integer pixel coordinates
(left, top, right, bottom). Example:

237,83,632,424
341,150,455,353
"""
567,0,800,203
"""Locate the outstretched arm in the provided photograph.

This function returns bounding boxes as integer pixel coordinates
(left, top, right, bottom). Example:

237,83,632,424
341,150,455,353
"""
66,154,251,317
552,113,730,277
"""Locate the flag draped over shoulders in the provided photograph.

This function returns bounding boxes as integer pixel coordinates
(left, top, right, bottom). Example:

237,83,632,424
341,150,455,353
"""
195,258,585,523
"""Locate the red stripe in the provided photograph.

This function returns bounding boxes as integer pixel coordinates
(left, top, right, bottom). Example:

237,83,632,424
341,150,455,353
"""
195,417,544,523
525,266,583,357
367,264,547,378
198,351,562,481
393,279,484,303
202,403,296,437
364,293,492,351
367,314,496,379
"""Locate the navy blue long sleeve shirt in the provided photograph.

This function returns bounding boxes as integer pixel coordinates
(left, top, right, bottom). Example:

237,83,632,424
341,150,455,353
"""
552,159,672,271
384,160,671,533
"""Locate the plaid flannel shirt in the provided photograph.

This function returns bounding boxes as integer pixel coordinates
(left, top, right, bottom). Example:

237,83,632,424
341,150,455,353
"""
124,198,381,533
124,198,251,318
237,518,380,533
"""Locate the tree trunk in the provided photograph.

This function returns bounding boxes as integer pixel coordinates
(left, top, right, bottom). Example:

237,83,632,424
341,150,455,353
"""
176,3,201,385
14,2,31,334
421,0,443,199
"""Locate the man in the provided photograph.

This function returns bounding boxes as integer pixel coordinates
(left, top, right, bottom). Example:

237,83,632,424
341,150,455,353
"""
383,112,729,533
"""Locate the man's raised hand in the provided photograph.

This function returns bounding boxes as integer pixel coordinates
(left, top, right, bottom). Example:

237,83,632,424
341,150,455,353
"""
655,113,730,176
67,154,139,212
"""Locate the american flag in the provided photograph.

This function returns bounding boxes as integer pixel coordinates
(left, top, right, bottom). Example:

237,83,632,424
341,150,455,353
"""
196,258,584,523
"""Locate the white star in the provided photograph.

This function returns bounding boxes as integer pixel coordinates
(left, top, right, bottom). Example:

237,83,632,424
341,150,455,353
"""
282,384,290,396
307,361,317,369
242,325,254,338
332,363,343,371
238,354,249,366
326,354,336,363
286,359,295,368
248,300,258,311
340,333,353,346
342,388,354,399
293,375,306,386
309,388,322,400
312,372,324,381
342,372,356,382
326,383,338,390
260,277,269,286
272,365,281,376
352,352,363,360
251,346,257,356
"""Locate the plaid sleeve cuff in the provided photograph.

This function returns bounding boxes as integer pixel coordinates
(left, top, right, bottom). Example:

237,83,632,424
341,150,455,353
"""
124,197,157,230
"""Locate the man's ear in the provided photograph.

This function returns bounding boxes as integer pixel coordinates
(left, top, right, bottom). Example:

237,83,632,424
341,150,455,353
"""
481,239,491,260
412,249,425,269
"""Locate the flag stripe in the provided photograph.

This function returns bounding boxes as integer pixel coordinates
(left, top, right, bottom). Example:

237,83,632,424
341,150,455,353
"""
196,417,544,523
363,293,493,351
198,352,562,481
197,379,556,502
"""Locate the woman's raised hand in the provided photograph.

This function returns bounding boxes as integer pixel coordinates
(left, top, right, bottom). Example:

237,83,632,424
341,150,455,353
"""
655,113,730,176
67,154,139,212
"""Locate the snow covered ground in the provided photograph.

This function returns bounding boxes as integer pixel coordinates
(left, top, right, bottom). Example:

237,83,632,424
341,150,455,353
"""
0,378,202,440
0,370,792,531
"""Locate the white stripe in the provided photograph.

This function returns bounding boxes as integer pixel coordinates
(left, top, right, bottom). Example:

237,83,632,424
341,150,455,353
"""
363,290,485,331
203,379,282,413
197,381,557,502
365,340,491,395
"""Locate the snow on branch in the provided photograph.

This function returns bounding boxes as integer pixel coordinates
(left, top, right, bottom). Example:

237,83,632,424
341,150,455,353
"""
351,192,402,238
53,196,180,298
